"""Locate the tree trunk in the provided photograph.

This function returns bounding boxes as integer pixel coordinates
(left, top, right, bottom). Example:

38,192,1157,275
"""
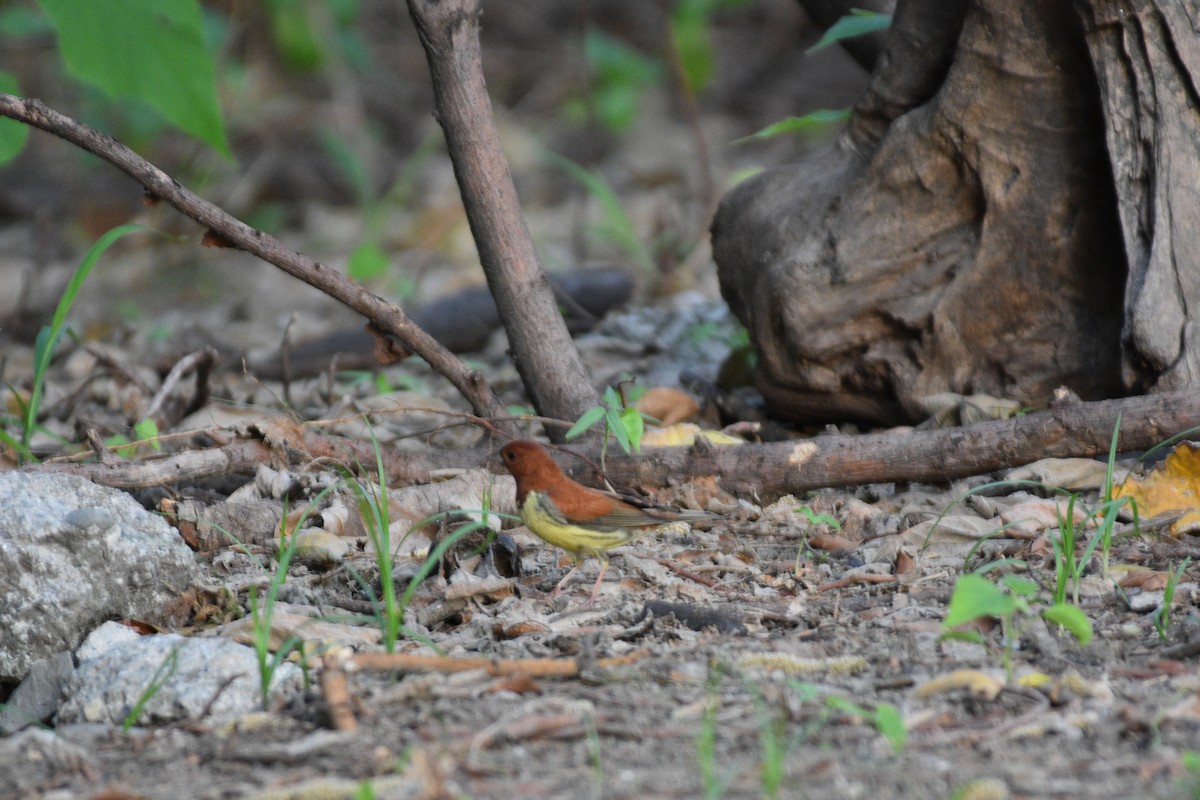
713,0,1197,426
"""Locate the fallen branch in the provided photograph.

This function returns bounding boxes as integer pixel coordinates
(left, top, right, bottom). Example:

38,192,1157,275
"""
816,574,899,592
22,423,430,490
591,391,1200,498
348,651,642,678
0,93,509,429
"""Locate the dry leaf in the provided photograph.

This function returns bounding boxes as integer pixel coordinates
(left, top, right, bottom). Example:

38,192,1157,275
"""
1115,442,1200,536
914,669,1004,700
808,533,857,550
636,386,700,426
1117,569,1169,591
641,423,743,447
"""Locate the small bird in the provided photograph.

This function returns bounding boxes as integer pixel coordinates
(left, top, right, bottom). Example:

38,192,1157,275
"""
499,439,714,604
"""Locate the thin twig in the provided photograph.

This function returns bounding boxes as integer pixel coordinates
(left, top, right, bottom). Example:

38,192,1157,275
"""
0,93,510,429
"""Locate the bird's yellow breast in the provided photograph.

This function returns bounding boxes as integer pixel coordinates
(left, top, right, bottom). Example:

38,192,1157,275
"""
520,491,640,558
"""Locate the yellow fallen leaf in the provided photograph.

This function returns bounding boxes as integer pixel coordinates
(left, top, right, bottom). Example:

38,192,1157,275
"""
641,423,743,447
914,669,1004,700
1115,442,1200,536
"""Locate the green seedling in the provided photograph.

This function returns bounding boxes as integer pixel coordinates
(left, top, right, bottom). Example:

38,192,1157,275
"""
1154,556,1191,643
941,572,1092,682
340,424,404,652
583,706,604,800
566,380,655,470
825,695,906,755
249,499,310,709
567,27,662,135
548,152,656,273
733,108,851,144
1180,751,1200,799
669,0,751,94
105,418,163,459
245,482,344,708
733,10,889,147
343,426,514,651
806,8,893,53
695,667,731,800
122,644,180,731
18,224,144,458
755,698,788,799
793,505,840,575
342,506,507,654
324,127,437,295
1095,413,1140,577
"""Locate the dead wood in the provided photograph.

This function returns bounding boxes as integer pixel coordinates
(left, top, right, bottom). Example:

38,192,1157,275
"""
714,0,1200,426
348,651,643,678
29,392,1197,503
590,391,1200,499
22,424,431,490
406,0,600,434
249,268,633,380
0,94,508,428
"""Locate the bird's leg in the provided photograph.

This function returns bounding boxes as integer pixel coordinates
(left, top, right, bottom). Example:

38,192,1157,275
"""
584,558,610,606
551,560,582,597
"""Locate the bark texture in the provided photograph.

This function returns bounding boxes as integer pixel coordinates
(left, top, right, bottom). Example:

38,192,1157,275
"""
714,0,1197,426
407,0,599,433
1075,0,1200,393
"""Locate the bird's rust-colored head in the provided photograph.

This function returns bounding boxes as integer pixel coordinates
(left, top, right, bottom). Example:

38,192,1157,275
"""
500,440,567,503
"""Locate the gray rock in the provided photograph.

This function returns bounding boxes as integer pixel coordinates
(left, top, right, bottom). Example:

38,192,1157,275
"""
0,651,74,734
0,472,200,683
75,619,142,662
0,727,98,795
57,633,302,725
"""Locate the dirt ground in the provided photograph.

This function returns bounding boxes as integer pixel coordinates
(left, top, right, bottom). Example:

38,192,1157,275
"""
2,2,1200,798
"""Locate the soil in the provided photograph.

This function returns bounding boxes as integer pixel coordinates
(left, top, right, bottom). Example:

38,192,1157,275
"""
2,2,1199,799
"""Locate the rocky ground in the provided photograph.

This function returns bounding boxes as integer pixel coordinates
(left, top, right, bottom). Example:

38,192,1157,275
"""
2,2,1200,799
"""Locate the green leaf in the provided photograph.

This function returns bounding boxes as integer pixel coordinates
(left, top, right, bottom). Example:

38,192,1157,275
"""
1041,603,1093,644
38,0,231,157
938,630,986,646
546,152,656,273
823,695,864,716
582,27,661,134
106,434,135,459
999,574,1039,598
347,241,390,282
566,406,606,440
0,72,29,165
670,0,715,93
734,109,851,143
0,5,52,37
943,574,1015,629
321,129,371,206
607,406,632,453
268,0,324,71
133,418,161,452
807,9,892,54
619,406,644,453
602,385,622,409
873,703,907,754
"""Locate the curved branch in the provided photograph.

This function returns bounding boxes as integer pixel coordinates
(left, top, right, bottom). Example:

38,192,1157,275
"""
0,93,508,427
